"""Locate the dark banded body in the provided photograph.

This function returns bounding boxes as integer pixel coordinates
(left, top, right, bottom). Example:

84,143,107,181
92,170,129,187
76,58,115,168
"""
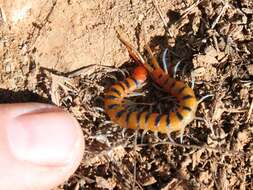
104,32,198,137
104,67,198,135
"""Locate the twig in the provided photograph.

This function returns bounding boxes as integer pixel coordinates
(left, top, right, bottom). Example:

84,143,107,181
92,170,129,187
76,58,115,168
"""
211,2,230,29
151,0,172,37
132,131,139,190
137,141,248,158
181,0,201,15
225,108,248,113
246,99,253,123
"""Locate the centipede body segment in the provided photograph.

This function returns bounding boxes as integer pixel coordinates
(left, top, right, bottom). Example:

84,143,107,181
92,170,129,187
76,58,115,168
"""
104,32,199,140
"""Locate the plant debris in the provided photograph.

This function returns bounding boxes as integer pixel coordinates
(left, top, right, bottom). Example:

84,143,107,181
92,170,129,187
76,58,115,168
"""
1,0,253,189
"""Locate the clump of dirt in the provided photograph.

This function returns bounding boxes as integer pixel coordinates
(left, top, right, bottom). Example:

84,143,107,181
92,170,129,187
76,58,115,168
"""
1,0,253,189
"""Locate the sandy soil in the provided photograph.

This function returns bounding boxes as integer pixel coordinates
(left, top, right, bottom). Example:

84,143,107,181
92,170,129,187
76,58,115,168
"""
1,0,253,189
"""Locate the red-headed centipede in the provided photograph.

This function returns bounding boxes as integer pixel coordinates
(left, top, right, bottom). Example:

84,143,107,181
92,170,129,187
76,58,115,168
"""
104,31,212,142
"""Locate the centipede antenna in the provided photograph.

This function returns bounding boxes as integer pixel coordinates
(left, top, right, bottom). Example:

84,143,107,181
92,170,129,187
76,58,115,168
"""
116,30,153,73
162,48,169,74
173,60,182,78
142,26,159,70
197,94,214,105
144,44,161,70
195,117,214,135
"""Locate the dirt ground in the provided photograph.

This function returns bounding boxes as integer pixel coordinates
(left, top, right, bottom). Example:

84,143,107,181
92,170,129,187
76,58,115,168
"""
1,0,253,189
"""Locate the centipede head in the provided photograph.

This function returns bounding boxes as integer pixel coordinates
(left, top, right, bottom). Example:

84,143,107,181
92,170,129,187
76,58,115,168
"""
132,66,148,82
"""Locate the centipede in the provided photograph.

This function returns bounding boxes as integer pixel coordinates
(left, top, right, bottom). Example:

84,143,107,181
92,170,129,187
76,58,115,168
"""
104,31,211,142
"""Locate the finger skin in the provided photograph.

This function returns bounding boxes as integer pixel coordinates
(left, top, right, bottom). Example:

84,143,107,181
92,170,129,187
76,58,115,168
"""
0,103,85,190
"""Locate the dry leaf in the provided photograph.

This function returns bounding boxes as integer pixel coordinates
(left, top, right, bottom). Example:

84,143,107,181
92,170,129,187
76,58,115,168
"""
96,176,116,190
142,176,157,186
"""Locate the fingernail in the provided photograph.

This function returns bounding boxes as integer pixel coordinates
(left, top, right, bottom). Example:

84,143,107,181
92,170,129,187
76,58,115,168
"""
7,107,79,166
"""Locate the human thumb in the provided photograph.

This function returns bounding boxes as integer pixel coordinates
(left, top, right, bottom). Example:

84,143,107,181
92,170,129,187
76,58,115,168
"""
0,103,84,190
